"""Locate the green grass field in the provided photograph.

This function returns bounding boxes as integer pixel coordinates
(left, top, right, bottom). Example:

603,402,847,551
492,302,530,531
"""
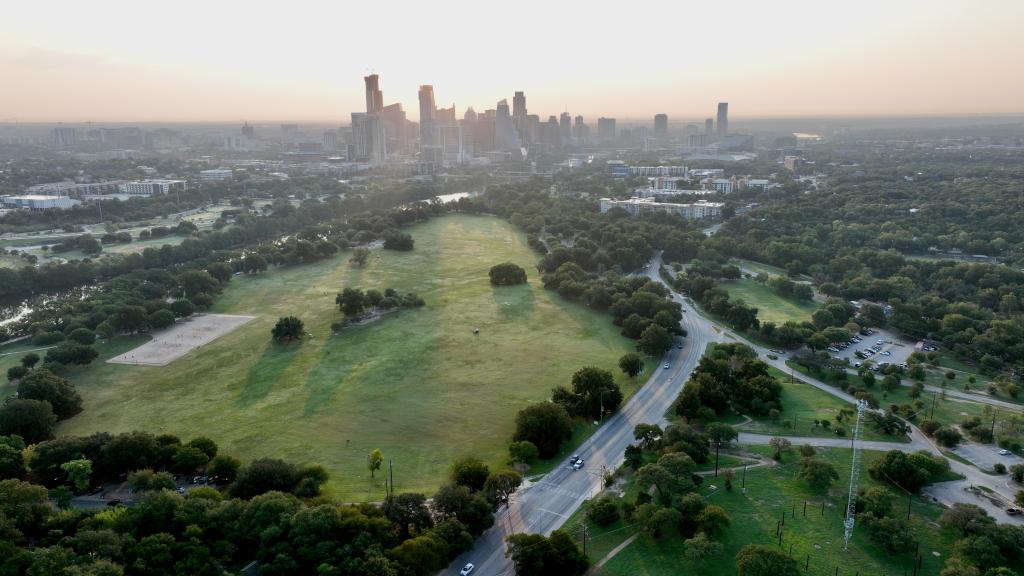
571,447,959,576
733,367,905,442
51,214,652,500
719,278,817,325
0,254,27,268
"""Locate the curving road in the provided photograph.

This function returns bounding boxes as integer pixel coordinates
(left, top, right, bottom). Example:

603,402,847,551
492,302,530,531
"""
444,253,724,575
446,251,1023,575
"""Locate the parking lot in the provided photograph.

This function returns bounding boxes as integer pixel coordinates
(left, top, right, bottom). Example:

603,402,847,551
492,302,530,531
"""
825,326,917,371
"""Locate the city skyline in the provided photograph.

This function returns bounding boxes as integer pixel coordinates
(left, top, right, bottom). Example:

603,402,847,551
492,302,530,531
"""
2,0,1024,122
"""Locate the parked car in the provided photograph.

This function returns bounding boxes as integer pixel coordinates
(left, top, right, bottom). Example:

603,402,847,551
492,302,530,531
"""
1007,508,1022,516
1000,449,1011,456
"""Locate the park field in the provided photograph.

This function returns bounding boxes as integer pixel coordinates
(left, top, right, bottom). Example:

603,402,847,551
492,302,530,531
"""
571,446,960,576
53,214,652,500
719,278,817,325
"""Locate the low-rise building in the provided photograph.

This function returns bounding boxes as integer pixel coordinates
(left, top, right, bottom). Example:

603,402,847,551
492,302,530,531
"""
599,197,723,220
1,195,78,210
200,168,233,181
26,180,124,197
629,165,688,177
119,179,188,196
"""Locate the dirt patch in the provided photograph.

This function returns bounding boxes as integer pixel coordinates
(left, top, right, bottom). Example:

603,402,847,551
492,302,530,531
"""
107,314,255,367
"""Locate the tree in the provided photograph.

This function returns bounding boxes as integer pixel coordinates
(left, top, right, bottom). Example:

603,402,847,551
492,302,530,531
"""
684,532,723,563
508,441,539,465
768,436,792,460
336,287,366,317
637,324,673,356
7,365,27,382
271,316,304,342
349,247,370,267
20,353,40,370
586,495,620,526
0,435,27,480
61,459,92,493
696,505,731,536
148,309,175,330
171,446,209,475
0,479,50,539
170,299,196,318
230,458,300,498
383,492,433,540
563,366,622,420
489,262,528,286
433,483,494,535
43,343,98,367
450,456,489,491
207,454,241,484
483,470,523,505
706,423,738,448
513,402,573,459
368,449,383,478
798,458,840,489
618,352,643,380
506,530,589,576
187,436,218,459
634,423,663,450
735,544,801,576
0,399,56,444
67,328,96,345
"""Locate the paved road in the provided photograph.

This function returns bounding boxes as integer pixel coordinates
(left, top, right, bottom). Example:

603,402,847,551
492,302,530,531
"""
444,253,724,575
446,252,1024,575
737,432,931,452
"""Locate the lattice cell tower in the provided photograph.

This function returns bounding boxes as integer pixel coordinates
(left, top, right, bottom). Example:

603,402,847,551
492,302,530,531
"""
843,399,869,551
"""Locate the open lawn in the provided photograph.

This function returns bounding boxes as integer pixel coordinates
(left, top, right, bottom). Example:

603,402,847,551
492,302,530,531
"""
787,362,989,429
719,278,817,325
733,367,906,442
571,447,960,576
0,254,27,269
54,214,653,500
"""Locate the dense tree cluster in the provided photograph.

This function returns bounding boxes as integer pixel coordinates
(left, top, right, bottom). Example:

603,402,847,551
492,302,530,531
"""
0,427,508,575
707,153,1024,371
868,449,950,492
552,366,623,420
674,344,783,422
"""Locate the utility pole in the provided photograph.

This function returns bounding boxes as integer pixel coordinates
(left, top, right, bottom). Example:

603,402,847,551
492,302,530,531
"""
714,441,721,477
930,392,937,420
991,409,998,439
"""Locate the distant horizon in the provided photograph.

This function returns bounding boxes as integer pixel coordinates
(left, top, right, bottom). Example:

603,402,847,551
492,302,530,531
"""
4,112,1024,128
3,0,1023,124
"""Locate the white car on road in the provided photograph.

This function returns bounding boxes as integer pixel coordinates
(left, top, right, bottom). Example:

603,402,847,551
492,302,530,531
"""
460,563,474,575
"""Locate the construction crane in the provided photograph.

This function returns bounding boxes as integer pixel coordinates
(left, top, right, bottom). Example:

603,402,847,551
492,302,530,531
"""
843,399,869,551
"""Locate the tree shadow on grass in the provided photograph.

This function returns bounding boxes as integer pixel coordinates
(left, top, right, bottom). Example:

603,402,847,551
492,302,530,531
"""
490,283,535,321
236,342,301,408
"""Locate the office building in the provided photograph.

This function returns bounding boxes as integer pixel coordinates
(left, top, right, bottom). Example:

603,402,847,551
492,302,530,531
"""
26,181,123,197
573,115,587,143
52,127,77,148
705,118,713,135
119,179,188,196
200,168,234,181
513,91,527,139
629,166,688,177
351,113,386,163
323,129,338,150
708,178,736,193
688,134,707,147
597,117,616,142
559,112,571,146
606,160,629,178
364,74,383,114
717,102,728,138
599,197,723,220
654,114,668,138
241,122,254,138
418,85,437,145
494,99,520,152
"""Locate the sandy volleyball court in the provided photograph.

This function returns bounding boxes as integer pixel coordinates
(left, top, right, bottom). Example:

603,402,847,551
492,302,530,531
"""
107,314,255,367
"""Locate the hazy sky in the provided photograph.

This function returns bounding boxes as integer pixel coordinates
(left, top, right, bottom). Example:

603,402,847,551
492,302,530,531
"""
2,0,1023,123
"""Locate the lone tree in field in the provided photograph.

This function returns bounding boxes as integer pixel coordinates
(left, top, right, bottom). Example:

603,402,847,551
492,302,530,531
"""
618,353,643,380
489,262,528,286
368,449,384,478
350,247,370,267
271,317,305,342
